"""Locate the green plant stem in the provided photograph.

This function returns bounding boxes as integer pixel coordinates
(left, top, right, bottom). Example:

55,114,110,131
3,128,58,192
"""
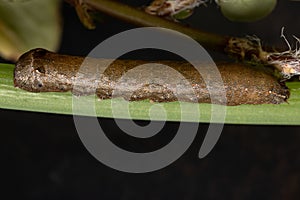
83,0,230,52
78,0,300,79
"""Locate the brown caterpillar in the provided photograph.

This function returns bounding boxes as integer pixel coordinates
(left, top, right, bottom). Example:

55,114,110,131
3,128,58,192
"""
14,48,289,106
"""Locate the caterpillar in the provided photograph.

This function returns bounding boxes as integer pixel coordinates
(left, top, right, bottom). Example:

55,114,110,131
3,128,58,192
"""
14,48,289,106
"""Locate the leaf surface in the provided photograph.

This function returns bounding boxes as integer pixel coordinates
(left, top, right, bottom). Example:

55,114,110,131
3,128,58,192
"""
0,0,61,61
1,63,300,125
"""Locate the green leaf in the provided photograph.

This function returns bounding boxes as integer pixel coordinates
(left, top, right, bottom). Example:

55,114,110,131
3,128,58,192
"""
0,0,61,61
1,63,300,125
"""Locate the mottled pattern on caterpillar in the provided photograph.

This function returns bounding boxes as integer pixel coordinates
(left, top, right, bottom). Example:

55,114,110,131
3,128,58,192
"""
14,48,289,106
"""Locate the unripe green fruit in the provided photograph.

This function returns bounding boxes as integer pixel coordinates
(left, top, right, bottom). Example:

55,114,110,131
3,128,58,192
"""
217,0,277,22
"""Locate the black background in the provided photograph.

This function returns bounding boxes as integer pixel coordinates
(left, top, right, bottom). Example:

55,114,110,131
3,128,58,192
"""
1,1,300,199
